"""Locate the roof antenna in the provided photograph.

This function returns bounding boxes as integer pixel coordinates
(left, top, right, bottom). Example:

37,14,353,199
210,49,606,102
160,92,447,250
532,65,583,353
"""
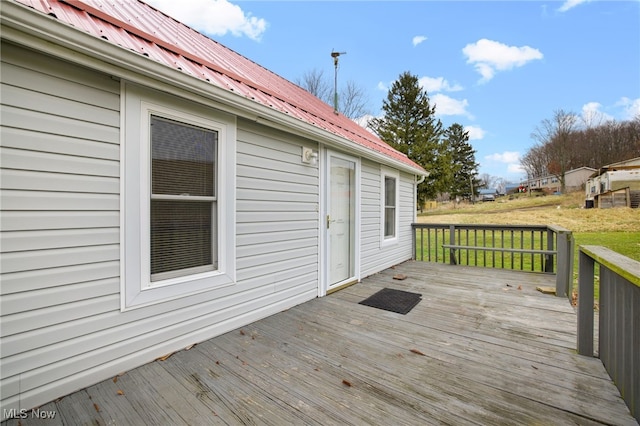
331,50,346,115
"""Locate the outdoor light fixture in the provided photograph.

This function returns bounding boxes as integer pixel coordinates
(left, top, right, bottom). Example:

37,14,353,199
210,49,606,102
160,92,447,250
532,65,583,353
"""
302,147,318,165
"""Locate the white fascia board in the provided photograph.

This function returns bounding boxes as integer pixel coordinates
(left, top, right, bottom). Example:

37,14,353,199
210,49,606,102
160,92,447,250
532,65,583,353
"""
1,1,426,177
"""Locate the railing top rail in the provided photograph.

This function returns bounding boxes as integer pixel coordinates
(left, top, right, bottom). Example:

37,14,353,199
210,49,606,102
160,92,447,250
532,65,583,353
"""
412,223,552,232
547,224,572,233
580,245,640,287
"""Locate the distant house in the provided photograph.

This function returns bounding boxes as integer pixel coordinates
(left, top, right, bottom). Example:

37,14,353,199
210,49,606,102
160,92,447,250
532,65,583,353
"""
585,157,640,208
524,166,596,194
0,0,427,416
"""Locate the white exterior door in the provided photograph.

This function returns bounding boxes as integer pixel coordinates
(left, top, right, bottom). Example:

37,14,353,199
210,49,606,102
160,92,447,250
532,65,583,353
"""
325,151,359,292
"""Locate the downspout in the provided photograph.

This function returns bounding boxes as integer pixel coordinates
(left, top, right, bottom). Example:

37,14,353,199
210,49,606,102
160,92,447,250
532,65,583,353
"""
414,172,428,220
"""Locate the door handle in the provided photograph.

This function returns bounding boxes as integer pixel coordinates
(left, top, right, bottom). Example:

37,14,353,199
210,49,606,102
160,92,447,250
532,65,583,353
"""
326,215,330,229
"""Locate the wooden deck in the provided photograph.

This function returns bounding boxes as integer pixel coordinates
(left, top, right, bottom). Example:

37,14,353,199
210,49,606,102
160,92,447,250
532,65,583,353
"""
5,261,637,425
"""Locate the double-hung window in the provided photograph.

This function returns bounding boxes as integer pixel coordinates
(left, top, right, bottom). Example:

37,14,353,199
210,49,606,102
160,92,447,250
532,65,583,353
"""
150,116,217,281
380,168,399,246
122,84,236,309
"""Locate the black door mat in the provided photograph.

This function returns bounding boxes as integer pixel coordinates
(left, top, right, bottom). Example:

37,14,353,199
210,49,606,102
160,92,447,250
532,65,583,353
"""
358,288,422,315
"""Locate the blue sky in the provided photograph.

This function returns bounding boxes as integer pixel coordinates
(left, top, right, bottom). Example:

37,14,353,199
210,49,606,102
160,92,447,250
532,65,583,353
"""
147,0,640,183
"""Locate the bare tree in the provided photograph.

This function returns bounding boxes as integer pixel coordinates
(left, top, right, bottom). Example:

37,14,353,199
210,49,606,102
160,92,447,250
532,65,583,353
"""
340,80,369,120
295,68,332,103
530,109,579,193
295,69,370,120
522,113,639,190
494,177,508,194
520,144,549,181
478,173,497,189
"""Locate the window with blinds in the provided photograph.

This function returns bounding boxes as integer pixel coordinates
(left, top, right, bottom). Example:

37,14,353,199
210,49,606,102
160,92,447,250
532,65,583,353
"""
384,175,396,238
150,115,217,281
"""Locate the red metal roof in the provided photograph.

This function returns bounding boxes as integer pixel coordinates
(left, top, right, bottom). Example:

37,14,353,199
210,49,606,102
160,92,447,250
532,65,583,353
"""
14,0,424,173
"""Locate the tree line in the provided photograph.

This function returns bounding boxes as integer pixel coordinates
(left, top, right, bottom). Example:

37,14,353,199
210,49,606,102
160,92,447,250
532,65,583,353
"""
522,110,640,193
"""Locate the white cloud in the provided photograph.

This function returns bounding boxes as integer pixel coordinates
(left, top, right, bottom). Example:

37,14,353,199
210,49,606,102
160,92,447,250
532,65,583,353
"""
354,114,377,132
377,76,470,119
418,76,463,93
581,102,614,126
432,93,472,118
558,0,593,13
484,151,524,179
412,35,427,47
146,0,267,41
376,81,388,92
485,151,520,164
507,163,525,174
462,39,543,83
464,125,485,140
616,97,640,120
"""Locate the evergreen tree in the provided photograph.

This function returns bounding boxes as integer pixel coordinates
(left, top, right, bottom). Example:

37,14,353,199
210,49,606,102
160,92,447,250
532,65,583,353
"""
443,123,480,200
368,72,444,204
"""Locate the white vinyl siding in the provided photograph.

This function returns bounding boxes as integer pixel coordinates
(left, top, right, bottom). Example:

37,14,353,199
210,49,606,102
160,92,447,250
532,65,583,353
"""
1,44,319,415
236,121,319,296
1,43,122,410
360,159,415,276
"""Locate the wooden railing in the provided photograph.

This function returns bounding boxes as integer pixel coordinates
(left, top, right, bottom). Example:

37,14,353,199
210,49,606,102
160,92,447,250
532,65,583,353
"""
576,246,640,422
411,223,574,297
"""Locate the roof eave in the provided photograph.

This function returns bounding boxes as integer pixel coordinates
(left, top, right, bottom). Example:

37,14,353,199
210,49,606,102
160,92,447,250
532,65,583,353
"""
1,1,427,177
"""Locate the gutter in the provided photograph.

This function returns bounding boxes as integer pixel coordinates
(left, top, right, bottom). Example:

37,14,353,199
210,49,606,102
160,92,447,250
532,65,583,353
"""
416,172,429,185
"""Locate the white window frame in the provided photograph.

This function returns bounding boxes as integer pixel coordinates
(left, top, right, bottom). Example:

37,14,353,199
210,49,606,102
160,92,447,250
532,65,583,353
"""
121,83,236,310
380,167,400,247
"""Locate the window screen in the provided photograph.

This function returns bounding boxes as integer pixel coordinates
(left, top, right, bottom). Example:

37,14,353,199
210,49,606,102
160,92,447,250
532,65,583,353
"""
150,115,217,280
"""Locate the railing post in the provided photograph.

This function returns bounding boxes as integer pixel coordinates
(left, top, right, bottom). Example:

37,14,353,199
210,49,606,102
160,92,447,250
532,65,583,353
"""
412,224,416,260
545,229,554,273
554,228,573,298
449,225,457,265
577,249,595,357
556,232,566,296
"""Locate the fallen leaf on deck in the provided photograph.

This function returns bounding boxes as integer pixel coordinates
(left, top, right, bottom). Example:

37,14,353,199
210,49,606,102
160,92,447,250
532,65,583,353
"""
156,352,174,361
342,379,352,387
117,390,124,396
410,348,425,356
393,274,407,280
517,285,522,290
93,403,100,413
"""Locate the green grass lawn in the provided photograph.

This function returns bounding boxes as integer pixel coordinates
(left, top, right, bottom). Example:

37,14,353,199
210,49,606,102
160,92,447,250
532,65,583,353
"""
571,232,640,300
573,232,640,261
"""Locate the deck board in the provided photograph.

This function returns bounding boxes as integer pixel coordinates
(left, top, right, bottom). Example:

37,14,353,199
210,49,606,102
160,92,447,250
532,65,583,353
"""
4,261,636,425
